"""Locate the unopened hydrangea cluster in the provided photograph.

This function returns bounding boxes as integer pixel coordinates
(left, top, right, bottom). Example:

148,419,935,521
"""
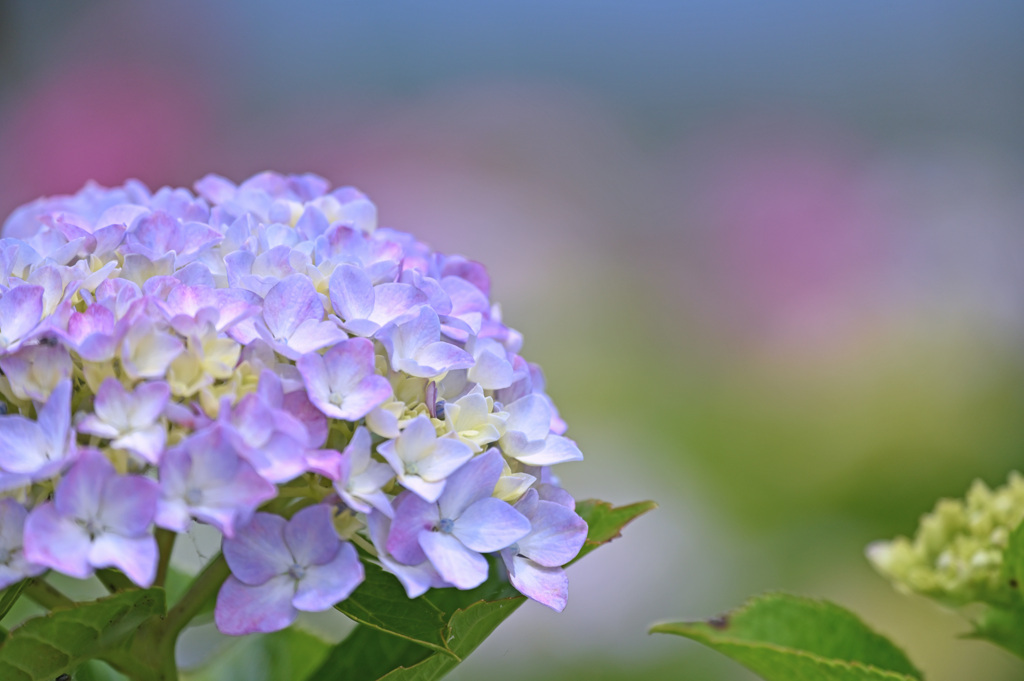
0,172,587,634
868,472,1024,608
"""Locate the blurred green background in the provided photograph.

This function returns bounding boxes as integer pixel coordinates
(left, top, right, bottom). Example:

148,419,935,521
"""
3,2,1024,679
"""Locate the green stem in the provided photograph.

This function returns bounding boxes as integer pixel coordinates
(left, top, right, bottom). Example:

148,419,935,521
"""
96,568,134,593
0,579,28,622
109,555,230,681
162,553,229,639
155,528,176,588
23,578,75,611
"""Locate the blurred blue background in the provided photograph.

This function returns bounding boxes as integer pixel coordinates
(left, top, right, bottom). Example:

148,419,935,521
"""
3,2,1024,679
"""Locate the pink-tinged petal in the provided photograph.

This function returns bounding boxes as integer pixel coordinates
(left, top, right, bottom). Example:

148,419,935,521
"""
38,377,72,443
92,377,132,426
295,205,329,240
379,553,445,598
263,274,324,340
394,416,437,462
386,492,437,565
195,174,236,204
366,511,443,597
97,475,159,536
121,323,184,379
280,318,347,357
0,417,48,474
397,475,447,504
418,531,488,590
305,448,343,481
131,381,172,427
0,500,45,587
215,575,297,635
88,533,158,587
503,395,552,442
436,449,503,520
296,353,331,409
0,284,44,347
0,344,74,403
328,264,374,322
517,500,588,567
113,425,167,465
368,284,427,327
536,483,576,510
199,464,277,537
154,499,191,533
284,505,341,568
415,439,474,483
55,451,113,520
366,406,400,439
467,347,514,390
399,306,441,355
507,555,568,612
338,376,392,421
412,342,474,377
293,542,363,611
323,338,375,391
514,435,584,467
77,415,119,440
452,498,530,553
23,504,92,578
223,513,293,585
0,499,27,548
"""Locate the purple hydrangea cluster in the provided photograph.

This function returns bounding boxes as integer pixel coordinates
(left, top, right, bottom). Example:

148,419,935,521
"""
0,172,587,634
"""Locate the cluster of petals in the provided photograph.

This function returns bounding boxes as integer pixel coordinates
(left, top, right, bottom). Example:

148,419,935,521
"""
0,172,587,634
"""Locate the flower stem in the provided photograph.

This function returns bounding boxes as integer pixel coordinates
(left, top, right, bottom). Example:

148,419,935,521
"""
162,553,228,639
23,578,75,611
155,528,176,588
96,568,134,593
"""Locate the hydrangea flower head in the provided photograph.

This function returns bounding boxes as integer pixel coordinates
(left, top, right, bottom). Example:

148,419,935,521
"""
0,171,589,635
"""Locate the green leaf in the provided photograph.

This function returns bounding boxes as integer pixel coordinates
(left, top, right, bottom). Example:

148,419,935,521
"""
0,580,28,623
967,605,1024,660
570,499,657,563
0,588,165,681
334,561,451,655
313,497,652,681
314,569,524,681
968,519,1024,659
651,593,924,681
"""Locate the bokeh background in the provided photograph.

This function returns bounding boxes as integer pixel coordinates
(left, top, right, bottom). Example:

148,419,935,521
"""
3,2,1024,679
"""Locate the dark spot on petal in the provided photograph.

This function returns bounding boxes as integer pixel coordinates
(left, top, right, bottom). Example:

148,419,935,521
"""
708,615,729,630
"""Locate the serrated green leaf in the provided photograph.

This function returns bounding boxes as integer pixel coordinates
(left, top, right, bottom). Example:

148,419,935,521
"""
377,594,524,681
651,593,923,681
334,561,451,655
0,588,165,681
302,620,434,681
314,498,651,681
570,499,657,563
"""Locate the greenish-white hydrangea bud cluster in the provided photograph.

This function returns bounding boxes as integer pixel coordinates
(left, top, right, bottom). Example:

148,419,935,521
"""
867,472,1024,607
